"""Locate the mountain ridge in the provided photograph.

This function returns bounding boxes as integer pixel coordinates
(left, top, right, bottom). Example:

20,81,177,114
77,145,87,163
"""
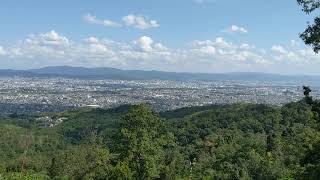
0,66,319,82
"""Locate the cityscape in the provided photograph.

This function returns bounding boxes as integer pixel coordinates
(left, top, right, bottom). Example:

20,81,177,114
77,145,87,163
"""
0,77,317,116
2,0,320,178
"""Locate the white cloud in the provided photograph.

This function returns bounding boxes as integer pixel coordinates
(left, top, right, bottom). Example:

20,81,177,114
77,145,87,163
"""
134,36,154,52
192,37,232,49
240,44,254,50
86,40,113,55
271,45,287,54
290,40,300,47
27,30,70,46
84,14,121,27
1,30,320,74
190,37,267,66
122,14,160,29
0,46,6,56
84,13,159,30
226,25,248,34
197,46,216,56
215,37,233,48
84,37,100,44
154,43,168,51
3,31,71,61
272,45,318,64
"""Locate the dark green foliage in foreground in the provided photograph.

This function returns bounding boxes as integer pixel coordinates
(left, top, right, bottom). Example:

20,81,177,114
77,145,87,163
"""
112,104,174,179
296,86,320,179
1,91,320,179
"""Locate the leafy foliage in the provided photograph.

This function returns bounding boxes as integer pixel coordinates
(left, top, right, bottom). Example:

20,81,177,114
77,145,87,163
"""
297,0,320,53
1,93,320,179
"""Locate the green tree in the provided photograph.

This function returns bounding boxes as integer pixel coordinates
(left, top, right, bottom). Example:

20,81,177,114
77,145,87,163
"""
115,104,174,179
296,87,320,179
300,138,320,179
48,134,113,179
297,0,320,53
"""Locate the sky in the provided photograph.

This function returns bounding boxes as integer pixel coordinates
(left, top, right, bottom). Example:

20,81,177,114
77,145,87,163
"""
0,0,319,74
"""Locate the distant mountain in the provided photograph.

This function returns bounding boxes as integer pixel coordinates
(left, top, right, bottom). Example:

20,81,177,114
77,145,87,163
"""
0,66,319,82
28,66,193,80
0,69,36,77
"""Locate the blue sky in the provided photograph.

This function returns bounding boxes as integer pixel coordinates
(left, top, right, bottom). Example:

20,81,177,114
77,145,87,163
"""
0,0,319,74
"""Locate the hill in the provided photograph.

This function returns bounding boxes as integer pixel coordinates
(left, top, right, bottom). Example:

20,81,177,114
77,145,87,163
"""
0,66,320,82
0,98,320,179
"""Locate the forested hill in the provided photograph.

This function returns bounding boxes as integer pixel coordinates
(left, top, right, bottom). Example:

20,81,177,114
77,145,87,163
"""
1,94,320,179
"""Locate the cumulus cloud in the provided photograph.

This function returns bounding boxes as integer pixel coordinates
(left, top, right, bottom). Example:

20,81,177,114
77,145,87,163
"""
191,37,267,65
26,30,70,46
84,14,121,27
271,45,287,54
240,44,254,50
84,37,100,44
0,46,6,56
2,30,71,62
1,31,118,68
154,43,168,51
0,31,319,74
86,39,113,55
132,36,168,53
192,37,233,49
84,13,159,30
270,44,318,64
134,36,154,52
290,40,300,47
198,46,216,56
226,25,248,34
122,14,160,29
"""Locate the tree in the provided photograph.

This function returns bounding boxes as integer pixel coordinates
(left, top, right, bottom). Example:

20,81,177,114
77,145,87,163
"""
300,140,320,179
299,87,320,179
303,86,313,105
297,0,320,53
49,145,113,179
48,134,114,179
115,104,174,179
